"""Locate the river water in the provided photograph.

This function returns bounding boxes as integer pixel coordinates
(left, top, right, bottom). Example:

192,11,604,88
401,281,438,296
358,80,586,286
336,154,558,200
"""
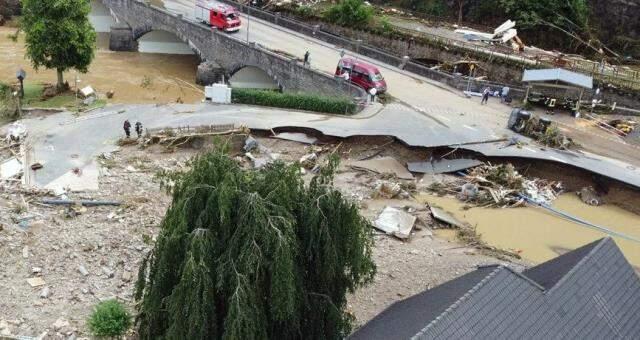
0,0,202,104
420,193,640,268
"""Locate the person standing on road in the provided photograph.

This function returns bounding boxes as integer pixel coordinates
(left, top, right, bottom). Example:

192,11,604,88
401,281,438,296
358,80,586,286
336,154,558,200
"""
123,120,131,138
501,86,510,102
135,121,143,139
303,51,310,67
481,87,491,105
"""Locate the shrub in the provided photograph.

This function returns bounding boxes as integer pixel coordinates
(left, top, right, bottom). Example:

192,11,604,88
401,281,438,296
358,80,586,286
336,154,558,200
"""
379,16,394,35
231,88,357,114
324,0,373,28
87,299,132,338
295,5,315,19
0,83,19,119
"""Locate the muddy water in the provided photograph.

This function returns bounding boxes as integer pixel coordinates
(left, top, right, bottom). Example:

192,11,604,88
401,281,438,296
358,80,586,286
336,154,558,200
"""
0,24,201,104
420,193,640,267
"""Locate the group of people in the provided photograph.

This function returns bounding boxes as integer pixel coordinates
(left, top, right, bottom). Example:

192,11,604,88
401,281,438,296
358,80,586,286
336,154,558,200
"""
123,120,143,139
480,86,510,105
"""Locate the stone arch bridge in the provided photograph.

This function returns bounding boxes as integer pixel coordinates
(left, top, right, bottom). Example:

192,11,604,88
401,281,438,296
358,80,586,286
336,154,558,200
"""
101,0,363,97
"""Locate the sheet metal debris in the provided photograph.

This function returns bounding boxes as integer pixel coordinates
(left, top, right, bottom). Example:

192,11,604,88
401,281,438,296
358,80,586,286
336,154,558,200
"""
374,206,416,239
407,158,482,174
350,157,414,179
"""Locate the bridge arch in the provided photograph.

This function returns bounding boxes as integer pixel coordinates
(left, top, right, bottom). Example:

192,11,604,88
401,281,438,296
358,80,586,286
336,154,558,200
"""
228,65,281,90
136,29,197,55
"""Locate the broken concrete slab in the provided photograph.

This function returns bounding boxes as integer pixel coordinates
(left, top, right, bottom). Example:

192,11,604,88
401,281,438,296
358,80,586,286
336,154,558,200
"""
430,206,465,229
45,161,99,192
461,141,640,190
273,132,317,144
374,206,416,239
408,158,482,174
26,277,46,287
350,157,414,180
0,158,22,179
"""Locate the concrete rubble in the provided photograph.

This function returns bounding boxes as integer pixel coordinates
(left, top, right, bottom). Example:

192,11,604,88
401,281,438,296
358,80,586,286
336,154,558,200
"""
374,206,416,239
0,129,529,337
430,206,465,229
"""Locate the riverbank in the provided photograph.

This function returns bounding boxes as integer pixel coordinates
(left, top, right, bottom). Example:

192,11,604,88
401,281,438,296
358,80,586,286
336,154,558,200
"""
0,27,202,105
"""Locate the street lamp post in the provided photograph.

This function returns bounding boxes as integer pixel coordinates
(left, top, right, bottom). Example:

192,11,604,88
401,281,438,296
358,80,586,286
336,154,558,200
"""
246,4,251,43
16,68,26,99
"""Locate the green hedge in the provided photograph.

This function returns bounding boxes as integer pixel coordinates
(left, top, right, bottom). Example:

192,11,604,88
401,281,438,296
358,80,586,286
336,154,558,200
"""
231,88,357,114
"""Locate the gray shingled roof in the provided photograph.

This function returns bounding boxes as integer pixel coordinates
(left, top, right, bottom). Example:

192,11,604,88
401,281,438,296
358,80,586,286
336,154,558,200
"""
349,238,640,340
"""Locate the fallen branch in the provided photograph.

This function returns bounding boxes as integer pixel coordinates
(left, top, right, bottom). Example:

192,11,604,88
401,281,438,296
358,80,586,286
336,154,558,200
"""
40,199,121,207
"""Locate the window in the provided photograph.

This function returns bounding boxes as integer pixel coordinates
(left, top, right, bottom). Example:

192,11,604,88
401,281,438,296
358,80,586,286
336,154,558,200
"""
226,13,237,20
370,72,383,82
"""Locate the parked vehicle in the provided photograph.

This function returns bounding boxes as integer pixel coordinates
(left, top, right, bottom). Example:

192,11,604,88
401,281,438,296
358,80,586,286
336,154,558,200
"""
335,58,387,93
195,0,241,32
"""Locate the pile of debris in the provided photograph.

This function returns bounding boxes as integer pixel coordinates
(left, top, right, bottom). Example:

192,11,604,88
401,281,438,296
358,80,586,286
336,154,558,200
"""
509,109,575,149
429,163,563,207
525,118,574,149
138,124,249,151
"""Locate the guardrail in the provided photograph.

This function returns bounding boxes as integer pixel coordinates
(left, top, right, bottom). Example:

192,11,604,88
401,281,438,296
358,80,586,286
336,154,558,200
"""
219,0,640,91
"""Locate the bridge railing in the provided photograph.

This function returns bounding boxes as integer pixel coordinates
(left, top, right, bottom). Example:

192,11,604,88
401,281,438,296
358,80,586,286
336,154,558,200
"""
218,0,640,92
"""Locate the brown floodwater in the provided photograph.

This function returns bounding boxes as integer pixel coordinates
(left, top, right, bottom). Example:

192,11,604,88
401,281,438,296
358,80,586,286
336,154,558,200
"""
0,27,202,104
420,193,640,268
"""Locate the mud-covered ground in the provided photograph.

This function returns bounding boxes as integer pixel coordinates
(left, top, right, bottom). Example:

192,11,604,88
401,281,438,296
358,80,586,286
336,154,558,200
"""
0,134,531,338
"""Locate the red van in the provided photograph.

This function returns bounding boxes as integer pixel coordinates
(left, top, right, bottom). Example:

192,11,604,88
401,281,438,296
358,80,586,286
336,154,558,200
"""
195,0,241,32
335,58,387,93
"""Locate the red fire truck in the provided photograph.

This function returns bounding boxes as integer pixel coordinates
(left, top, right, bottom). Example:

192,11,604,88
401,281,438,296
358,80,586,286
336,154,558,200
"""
195,0,241,32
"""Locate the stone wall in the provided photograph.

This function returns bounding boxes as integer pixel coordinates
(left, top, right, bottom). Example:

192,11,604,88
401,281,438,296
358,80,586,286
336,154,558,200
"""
100,0,365,100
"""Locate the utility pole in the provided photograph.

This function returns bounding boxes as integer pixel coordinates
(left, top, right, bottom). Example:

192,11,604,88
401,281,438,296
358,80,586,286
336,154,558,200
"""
246,4,251,43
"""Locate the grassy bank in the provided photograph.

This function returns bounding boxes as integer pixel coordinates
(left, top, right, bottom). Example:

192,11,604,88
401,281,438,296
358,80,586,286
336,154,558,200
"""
231,88,356,114
0,82,106,113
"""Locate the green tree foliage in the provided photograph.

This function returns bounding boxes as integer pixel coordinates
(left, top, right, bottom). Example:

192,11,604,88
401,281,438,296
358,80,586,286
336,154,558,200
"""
136,150,376,339
87,299,132,337
21,0,96,89
324,0,374,28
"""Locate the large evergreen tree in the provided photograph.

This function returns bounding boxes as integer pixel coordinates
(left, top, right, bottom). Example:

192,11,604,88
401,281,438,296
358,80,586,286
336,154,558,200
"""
21,0,96,89
136,150,376,339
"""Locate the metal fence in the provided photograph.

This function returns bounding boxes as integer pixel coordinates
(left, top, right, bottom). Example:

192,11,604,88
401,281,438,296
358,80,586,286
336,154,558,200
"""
219,0,640,91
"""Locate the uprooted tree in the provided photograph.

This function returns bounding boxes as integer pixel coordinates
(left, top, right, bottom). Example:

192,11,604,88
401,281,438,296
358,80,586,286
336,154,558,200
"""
135,149,376,339
21,0,96,90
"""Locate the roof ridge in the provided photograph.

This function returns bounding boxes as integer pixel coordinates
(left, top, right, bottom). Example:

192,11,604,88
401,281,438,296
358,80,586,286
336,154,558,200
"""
501,266,546,291
411,265,504,339
547,237,610,294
